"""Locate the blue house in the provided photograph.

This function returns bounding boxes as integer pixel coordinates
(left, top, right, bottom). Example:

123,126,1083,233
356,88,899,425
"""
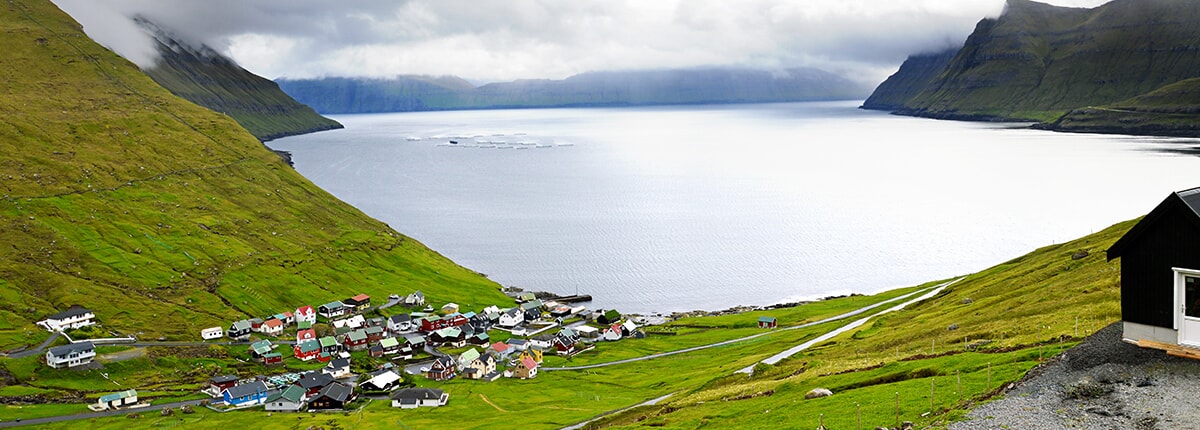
222,380,269,406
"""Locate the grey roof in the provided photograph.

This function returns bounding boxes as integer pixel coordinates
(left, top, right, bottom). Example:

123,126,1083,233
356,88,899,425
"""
327,358,350,369
297,372,334,389
390,387,444,401
48,341,94,357
389,314,411,323
210,375,239,384
44,307,93,321
224,380,268,400
315,382,354,402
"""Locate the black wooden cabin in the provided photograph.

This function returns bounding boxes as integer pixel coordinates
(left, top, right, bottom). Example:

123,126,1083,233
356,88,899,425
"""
1108,187,1200,350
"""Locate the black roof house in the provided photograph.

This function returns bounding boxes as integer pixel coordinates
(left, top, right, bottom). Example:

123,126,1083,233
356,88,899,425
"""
1108,187,1200,351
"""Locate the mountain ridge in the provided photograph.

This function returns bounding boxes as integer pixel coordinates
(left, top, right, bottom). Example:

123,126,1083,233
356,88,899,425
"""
278,67,871,114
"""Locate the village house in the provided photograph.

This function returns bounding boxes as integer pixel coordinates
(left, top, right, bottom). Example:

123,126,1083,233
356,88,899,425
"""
297,328,317,342
463,353,499,381
575,325,600,340
207,375,239,397
518,348,544,365
294,340,322,362
295,372,335,397
318,301,348,320
622,320,641,336
319,336,341,355
249,340,274,361
333,314,366,330
387,313,414,334
93,389,137,411
758,316,778,329
530,334,555,350
516,292,537,303
308,382,356,410
323,358,352,379
597,309,622,325
489,342,515,360
426,356,457,381
37,307,96,332
379,337,401,355
404,333,427,350
262,352,283,366
405,290,426,307
506,338,529,352
343,294,371,313
512,355,538,379
227,320,252,340
271,312,294,326
342,329,369,351
296,305,317,325
249,317,265,332
46,341,95,369
430,327,466,347
553,334,578,356
419,315,449,332
468,332,491,346
201,326,224,340
261,318,285,337
498,308,524,328
457,348,481,370
360,369,403,392
365,326,385,343
441,302,460,314
522,300,544,321
222,380,269,407
391,387,448,408
297,320,313,331
603,323,624,341
1108,186,1200,354
264,385,307,413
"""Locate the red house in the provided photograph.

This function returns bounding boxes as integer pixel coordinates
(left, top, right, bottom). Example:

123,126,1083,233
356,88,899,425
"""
297,328,317,342
426,356,456,381
420,316,450,332
293,340,321,361
758,316,778,329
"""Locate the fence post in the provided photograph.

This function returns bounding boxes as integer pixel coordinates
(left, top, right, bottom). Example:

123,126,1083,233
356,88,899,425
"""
930,377,935,412
895,391,900,429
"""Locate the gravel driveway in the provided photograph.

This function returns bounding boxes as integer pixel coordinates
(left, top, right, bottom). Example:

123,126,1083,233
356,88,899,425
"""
951,322,1200,430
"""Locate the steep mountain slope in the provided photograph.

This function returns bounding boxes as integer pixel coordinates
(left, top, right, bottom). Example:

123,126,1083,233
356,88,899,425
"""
866,0,1200,122
136,19,342,142
277,67,870,114
1044,77,1200,137
860,48,958,111
0,0,506,350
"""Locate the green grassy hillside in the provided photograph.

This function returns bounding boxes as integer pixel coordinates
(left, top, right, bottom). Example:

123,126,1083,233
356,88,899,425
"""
137,19,342,142
1046,77,1200,137
873,0,1200,122
588,220,1129,429
0,0,506,349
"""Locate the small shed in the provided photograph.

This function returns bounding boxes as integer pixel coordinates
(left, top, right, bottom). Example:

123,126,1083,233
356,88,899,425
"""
201,327,224,340
94,389,137,411
1109,187,1200,355
758,316,778,329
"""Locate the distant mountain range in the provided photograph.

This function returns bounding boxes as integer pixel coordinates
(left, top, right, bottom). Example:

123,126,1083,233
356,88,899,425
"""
277,68,872,114
863,0,1200,137
137,18,342,142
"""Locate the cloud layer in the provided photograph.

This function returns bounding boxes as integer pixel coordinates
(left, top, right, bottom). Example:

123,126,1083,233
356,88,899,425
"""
52,0,1113,85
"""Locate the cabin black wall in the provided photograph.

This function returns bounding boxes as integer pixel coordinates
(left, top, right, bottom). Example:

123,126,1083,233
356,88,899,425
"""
1118,200,1200,328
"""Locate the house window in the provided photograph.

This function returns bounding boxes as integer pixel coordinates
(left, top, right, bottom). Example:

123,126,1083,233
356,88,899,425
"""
1187,276,1200,318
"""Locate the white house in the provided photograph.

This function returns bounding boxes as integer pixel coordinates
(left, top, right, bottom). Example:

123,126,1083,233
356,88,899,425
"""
390,388,448,408
264,385,306,412
46,341,95,369
360,369,403,391
574,325,600,340
295,305,317,325
404,291,425,307
498,308,524,328
387,314,413,334
37,308,95,332
261,318,285,337
332,315,365,329
201,327,224,340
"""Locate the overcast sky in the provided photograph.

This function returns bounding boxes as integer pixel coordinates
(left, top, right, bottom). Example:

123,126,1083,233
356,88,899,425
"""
53,0,1113,86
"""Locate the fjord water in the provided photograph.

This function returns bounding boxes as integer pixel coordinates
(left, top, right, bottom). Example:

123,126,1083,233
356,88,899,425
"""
270,101,1200,313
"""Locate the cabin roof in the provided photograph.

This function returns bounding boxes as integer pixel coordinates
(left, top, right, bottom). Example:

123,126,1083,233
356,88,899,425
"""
1109,187,1200,259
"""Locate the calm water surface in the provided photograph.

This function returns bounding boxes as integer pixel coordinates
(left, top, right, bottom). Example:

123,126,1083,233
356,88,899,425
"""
270,101,1200,313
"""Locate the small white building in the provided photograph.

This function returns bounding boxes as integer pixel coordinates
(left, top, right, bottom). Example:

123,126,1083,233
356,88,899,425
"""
37,308,95,332
46,341,95,369
201,327,224,340
390,388,448,408
92,389,138,411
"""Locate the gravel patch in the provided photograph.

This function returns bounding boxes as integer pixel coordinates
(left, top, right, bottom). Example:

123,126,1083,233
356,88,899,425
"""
950,322,1200,430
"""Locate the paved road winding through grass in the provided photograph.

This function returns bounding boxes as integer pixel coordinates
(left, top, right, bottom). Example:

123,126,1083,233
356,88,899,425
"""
544,278,962,372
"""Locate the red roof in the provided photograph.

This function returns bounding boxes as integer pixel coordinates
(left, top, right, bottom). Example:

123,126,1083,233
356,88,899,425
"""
264,319,283,328
491,342,510,353
352,294,370,302
521,356,537,370
297,305,314,315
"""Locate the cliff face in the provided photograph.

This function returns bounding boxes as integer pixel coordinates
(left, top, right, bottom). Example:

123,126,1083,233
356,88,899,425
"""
872,0,1200,122
137,19,342,141
860,48,958,111
277,67,871,114
1044,77,1200,137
